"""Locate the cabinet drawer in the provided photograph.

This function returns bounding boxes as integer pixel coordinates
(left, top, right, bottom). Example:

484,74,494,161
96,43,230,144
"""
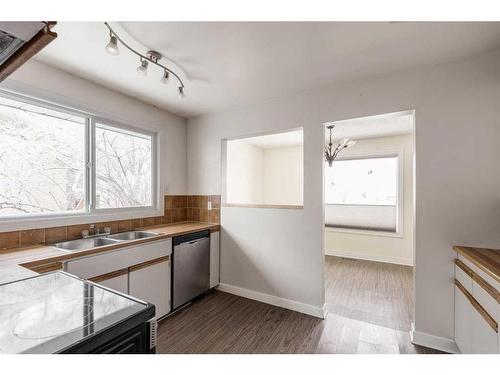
472,276,499,323
66,239,172,279
455,279,498,332
457,254,476,273
475,266,500,296
455,260,473,294
89,269,129,295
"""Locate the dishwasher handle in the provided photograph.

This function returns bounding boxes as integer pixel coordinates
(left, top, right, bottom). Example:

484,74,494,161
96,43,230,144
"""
187,238,207,245
173,230,210,246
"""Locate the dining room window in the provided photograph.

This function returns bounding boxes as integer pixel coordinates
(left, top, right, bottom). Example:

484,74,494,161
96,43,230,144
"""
325,154,399,232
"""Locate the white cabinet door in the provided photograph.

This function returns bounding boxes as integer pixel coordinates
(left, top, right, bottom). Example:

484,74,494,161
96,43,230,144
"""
97,274,128,295
471,306,498,354
209,231,220,288
455,285,472,353
129,257,171,319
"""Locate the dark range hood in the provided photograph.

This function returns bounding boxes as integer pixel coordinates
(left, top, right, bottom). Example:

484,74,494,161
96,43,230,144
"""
0,22,57,82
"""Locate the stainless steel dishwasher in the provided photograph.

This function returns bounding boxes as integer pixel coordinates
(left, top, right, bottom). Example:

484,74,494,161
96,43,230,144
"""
172,230,210,310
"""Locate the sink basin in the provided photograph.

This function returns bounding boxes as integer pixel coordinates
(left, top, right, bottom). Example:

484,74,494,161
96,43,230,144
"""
107,231,161,241
55,237,120,251
54,231,160,251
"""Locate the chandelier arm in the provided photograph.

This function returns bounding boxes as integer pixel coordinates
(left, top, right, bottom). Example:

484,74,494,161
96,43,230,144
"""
332,144,344,160
104,22,185,88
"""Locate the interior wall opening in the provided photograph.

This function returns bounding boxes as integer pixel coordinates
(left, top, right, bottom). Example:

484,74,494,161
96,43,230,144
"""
322,110,416,345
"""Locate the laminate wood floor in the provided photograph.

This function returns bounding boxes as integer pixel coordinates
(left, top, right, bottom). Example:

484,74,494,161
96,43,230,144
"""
157,256,441,354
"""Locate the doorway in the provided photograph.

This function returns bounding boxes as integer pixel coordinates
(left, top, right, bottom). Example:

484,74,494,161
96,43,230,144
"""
321,110,421,353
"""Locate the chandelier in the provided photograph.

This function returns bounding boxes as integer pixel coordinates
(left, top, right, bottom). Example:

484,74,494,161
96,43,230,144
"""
324,125,356,167
104,22,186,98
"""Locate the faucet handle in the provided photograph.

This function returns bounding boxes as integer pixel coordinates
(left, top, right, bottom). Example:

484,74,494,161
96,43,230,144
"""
81,230,89,238
104,227,111,234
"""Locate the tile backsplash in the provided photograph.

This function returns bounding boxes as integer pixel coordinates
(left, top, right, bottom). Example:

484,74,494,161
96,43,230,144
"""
186,195,221,223
0,194,221,250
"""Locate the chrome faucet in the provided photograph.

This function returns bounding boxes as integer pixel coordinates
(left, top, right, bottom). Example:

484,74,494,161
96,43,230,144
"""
81,224,112,239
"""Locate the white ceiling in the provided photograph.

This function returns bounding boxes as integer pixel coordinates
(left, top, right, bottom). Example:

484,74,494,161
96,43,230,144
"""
237,129,304,149
232,110,413,149
325,111,414,141
35,22,500,118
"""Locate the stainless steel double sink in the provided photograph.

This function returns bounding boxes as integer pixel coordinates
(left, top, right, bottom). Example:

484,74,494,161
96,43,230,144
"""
54,231,161,252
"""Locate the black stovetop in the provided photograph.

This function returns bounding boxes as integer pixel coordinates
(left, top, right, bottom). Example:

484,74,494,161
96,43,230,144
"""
0,271,150,353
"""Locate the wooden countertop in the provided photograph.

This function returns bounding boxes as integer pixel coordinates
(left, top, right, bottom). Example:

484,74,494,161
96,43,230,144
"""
0,222,219,272
453,246,500,283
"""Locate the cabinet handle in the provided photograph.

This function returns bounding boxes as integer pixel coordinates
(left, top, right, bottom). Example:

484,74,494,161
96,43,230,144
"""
89,268,128,283
129,256,170,272
454,259,473,277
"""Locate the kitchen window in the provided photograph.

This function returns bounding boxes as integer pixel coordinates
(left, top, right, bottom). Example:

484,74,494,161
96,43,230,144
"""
94,123,153,209
325,154,401,233
0,92,157,222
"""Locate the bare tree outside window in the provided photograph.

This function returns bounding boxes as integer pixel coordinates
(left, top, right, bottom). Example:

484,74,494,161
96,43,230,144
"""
95,124,152,209
0,96,156,218
0,100,85,216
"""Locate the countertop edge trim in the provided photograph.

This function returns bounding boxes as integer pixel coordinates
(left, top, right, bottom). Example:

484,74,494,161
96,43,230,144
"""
453,246,500,284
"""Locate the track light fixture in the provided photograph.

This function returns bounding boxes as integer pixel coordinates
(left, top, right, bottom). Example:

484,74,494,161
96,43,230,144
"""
105,34,119,55
104,22,186,98
178,86,185,98
137,58,148,75
161,70,169,84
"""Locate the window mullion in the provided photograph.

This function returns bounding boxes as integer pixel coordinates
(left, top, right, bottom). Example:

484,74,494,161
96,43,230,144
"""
85,118,91,213
89,118,96,213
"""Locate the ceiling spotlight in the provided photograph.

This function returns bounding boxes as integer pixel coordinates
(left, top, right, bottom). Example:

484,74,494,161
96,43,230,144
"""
137,59,148,76
178,86,186,98
161,70,170,84
105,35,119,56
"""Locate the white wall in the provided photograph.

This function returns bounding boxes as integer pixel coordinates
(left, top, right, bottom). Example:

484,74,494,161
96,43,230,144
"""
226,141,303,206
325,134,414,266
189,118,325,315
226,141,264,204
263,146,303,205
0,60,187,231
187,49,500,344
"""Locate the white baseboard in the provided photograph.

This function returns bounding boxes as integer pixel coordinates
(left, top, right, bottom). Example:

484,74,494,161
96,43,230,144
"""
217,283,327,319
410,322,460,354
326,249,414,266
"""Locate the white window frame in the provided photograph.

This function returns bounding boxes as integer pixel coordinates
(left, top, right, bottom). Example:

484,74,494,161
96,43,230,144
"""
0,90,160,231
325,151,404,238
